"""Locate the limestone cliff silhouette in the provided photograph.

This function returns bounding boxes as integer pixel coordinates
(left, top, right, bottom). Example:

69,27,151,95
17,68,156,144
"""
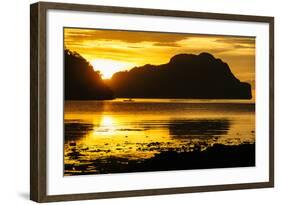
107,52,252,99
64,49,114,100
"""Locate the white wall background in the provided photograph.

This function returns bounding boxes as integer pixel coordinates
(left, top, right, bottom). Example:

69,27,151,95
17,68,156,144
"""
0,0,279,204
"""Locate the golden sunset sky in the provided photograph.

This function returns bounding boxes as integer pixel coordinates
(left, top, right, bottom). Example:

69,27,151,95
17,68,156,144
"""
64,28,255,94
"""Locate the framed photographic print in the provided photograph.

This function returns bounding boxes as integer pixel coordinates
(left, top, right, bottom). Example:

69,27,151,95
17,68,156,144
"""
30,1,274,202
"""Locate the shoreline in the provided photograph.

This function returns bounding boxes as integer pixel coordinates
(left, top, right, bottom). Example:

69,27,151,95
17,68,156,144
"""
64,143,255,176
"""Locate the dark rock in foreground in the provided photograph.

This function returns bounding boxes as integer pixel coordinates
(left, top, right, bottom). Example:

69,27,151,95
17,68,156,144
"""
108,52,252,99
64,143,255,175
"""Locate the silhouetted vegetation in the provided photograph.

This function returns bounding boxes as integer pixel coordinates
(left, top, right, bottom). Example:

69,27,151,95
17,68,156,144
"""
64,49,114,100
107,52,252,99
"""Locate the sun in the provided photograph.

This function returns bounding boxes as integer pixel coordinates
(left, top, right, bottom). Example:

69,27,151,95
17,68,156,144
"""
91,59,132,79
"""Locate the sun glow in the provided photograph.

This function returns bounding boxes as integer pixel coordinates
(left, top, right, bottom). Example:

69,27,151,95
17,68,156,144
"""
92,116,116,136
101,116,114,127
91,59,133,79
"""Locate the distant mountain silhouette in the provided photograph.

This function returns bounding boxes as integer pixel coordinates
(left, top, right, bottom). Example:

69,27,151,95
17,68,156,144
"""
64,49,114,100
107,52,252,99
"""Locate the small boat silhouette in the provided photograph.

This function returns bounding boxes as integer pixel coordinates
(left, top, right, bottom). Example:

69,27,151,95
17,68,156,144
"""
123,98,134,102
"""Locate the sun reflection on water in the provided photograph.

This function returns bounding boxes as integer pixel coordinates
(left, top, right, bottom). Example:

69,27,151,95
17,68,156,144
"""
64,100,255,175
92,116,116,136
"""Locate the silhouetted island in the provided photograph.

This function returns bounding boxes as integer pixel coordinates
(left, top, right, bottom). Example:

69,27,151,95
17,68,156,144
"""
64,49,114,100
107,52,252,99
65,50,252,100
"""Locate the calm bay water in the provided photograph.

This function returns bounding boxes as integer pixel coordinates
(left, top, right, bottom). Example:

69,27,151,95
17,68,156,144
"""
64,99,255,175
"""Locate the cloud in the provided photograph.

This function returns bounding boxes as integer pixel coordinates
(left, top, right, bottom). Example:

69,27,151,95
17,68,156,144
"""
234,44,255,49
153,42,181,47
215,37,255,45
65,28,188,44
215,37,255,51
